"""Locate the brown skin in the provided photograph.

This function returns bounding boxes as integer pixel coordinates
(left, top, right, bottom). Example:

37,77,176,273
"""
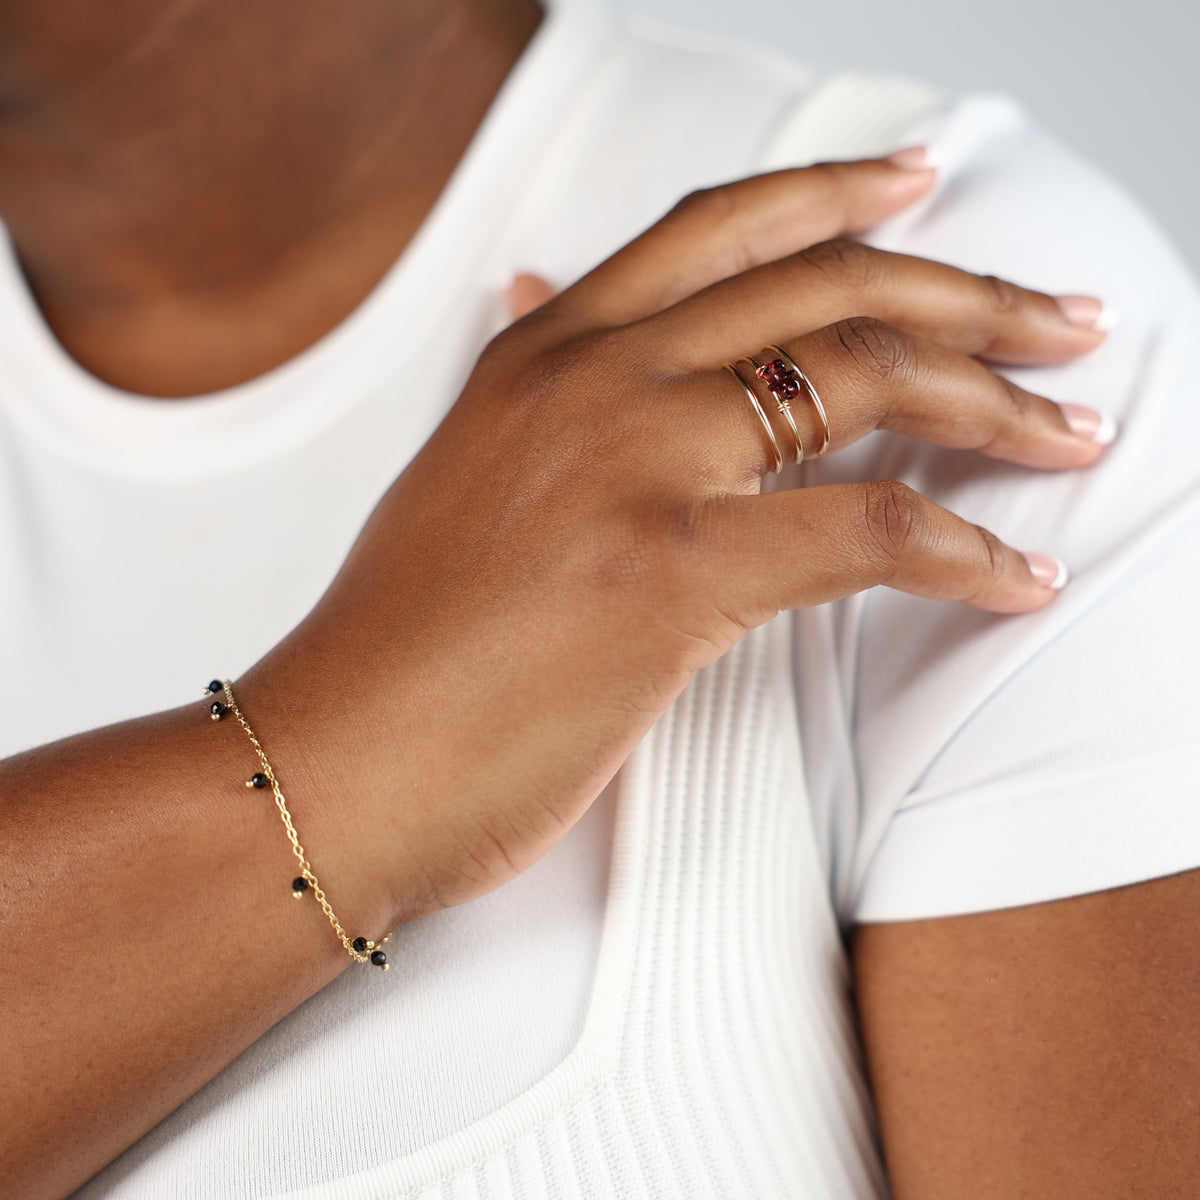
0,152,1112,1197
0,0,544,395
854,872,1200,1198
1,3,1193,1197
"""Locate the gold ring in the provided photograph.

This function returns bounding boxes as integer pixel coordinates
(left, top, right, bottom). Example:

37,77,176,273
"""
724,360,784,474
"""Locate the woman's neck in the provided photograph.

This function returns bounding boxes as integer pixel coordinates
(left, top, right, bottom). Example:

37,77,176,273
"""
0,0,544,396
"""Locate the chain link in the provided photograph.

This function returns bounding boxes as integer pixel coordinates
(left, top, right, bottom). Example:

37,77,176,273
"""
216,681,389,967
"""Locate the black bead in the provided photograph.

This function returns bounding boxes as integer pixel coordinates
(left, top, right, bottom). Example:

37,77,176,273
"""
209,701,227,718
206,680,224,694
250,773,269,789
352,937,368,953
292,876,308,893
370,950,387,967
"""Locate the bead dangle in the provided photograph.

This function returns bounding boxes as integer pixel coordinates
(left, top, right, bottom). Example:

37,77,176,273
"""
758,345,832,458
205,679,392,971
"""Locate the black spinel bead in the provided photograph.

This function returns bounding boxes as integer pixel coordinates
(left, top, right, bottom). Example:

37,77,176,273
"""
209,701,227,719
250,773,269,789
206,680,224,694
352,937,368,953
292,876,309,893
370,950,388,968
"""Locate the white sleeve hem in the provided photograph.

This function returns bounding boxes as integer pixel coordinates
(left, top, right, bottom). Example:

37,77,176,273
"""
854,749,1200,923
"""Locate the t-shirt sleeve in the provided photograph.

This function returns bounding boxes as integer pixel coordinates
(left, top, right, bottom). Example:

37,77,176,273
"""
790,94,1200,925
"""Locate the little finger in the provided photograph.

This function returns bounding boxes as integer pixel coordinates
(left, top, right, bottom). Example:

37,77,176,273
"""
696,481,1066,620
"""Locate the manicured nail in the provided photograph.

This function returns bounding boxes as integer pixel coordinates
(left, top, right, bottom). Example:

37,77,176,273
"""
1059,403,1118,446
885,145,940,171
1023,552,1069,590
1055,295,1120,332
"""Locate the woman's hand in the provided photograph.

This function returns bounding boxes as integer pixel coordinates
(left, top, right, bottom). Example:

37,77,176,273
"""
253,153,1112,925
0,155,1118,1198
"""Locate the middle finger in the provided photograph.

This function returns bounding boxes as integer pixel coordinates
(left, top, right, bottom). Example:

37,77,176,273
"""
643,239,1109,370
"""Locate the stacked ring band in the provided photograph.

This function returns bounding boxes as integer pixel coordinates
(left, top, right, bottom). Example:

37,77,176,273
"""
763,344,831,457
748,354,805,467
724,360,784,474
724,344,832,473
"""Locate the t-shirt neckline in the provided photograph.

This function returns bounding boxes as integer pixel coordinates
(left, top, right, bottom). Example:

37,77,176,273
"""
0,0,616,482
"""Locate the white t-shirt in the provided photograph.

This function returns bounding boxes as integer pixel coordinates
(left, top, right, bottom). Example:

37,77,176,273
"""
3,0,1199,1195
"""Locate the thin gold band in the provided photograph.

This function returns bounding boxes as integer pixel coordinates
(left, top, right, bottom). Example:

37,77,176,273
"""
765,343,831,457
724,360,784,474
747,354,805,466
216,681,392,969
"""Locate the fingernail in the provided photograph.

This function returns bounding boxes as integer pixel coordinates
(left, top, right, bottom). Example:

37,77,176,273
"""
1023,552,1069,590
1055,295,1120,332
1059,403,1118,445
885,145,940,171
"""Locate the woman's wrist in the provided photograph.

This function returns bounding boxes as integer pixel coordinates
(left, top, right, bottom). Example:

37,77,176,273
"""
234,628,430,948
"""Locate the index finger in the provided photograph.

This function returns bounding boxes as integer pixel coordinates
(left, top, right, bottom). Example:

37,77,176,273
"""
548,157,936,335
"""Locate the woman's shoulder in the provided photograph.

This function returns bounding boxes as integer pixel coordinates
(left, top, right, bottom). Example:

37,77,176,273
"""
788,84,1200,926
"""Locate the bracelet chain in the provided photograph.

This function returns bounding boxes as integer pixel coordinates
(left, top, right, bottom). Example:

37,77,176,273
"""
211,680,391,969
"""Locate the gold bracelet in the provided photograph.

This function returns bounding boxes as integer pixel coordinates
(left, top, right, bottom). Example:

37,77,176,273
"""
205,679,392,971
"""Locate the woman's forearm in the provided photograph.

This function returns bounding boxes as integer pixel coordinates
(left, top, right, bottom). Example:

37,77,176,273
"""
0,647,405,1200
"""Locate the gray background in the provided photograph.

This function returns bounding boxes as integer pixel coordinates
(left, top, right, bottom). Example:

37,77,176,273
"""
623,0,1199,273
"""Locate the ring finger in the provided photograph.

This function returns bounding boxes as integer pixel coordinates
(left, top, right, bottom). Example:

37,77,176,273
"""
678,317,1112,477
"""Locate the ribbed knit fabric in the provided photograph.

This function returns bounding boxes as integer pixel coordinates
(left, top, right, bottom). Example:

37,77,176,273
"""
273,618,887,1199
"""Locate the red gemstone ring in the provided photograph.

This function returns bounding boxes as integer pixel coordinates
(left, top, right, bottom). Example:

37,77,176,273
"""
750,354,805,467
761,344,831,458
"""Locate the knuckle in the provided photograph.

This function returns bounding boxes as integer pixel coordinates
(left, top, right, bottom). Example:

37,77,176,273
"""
644,496,716,577
996,374,1031,419
510,329,625,411
791,160,852,204
488,329,645,481
589,496,712,595
834,316,914,383
973,524,1009,588
977,273,1023,317
668,184,756,280
861,479,925,567
807,159,854,185
472,324,524,380
798,237,878,289
670,183,738,226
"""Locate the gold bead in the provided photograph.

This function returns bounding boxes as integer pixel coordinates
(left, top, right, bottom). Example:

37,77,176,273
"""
292,890,305,899
381,963,390,971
